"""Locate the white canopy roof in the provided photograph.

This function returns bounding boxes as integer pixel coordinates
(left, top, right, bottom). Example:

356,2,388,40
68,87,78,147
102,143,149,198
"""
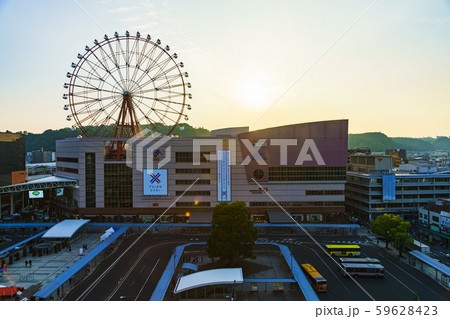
42,219,89,239
174,268,243,294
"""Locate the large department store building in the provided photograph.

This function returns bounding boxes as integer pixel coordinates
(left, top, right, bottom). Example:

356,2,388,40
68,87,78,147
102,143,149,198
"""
55,120,348,224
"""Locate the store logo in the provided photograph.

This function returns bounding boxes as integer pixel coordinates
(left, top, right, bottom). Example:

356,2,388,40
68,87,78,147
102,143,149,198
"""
32,191,40,196
126,129,172,172
150,173,161,184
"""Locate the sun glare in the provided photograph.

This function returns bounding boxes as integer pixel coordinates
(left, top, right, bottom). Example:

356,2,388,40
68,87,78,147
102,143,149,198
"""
237,81,268,109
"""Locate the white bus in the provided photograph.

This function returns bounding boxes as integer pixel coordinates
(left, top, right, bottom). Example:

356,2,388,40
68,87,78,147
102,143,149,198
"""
339,257,381,264
340,263,384,278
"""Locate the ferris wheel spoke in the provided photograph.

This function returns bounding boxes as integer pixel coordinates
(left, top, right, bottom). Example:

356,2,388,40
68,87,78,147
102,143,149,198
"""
150,56,173,81
73,73,118,92
85,50,125,91
74,96,119,117
138,72,181,90
105,40,126,88
134,49,166,85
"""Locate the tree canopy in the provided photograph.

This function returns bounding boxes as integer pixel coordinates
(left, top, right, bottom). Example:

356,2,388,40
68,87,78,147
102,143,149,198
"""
207,201,257,266
370,213,412,254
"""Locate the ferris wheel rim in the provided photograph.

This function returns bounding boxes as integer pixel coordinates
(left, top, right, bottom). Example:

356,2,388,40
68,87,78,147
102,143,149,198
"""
65,32,190,137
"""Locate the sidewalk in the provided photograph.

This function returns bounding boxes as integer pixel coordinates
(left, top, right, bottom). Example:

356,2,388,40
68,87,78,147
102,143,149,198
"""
0,234,100,296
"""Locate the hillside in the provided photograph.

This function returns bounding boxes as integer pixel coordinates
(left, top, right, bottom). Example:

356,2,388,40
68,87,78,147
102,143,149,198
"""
25,124,211,152
349,133,450,152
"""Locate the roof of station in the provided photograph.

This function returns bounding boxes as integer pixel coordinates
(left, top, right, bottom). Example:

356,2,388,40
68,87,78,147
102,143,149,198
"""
174,268,243,294
409,250,450,277
0,176,77,194
42,219,89,239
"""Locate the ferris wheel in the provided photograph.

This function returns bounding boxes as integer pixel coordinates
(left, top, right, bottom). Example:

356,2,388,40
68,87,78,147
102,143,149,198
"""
63,31,191,138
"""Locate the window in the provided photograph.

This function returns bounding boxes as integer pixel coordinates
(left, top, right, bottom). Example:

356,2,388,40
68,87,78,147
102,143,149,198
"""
85,153,96,208
432,216,439,223
253,169,264,180
104,164,132,208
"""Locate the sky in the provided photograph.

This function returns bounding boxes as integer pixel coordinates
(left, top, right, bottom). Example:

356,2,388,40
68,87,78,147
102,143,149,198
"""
0,0,449,137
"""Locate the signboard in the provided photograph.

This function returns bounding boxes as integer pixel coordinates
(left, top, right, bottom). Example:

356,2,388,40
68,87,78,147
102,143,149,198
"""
440,211,450,235
382,175,396,202
56,188,64,196
29,190,44,199
143,169,168,195
217,150,231,202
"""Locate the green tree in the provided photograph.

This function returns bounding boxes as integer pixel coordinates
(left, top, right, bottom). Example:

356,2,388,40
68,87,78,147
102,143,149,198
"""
393,231,413,257
207,201,257,266
370,213,411,249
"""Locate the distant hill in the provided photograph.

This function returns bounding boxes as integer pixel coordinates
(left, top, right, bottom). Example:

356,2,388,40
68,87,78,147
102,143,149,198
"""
349,133,450,152
16,127,450,153
25,124,211,152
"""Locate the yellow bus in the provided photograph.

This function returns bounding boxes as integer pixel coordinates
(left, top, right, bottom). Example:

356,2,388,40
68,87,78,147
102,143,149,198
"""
324,244,361,257
301,263,328,292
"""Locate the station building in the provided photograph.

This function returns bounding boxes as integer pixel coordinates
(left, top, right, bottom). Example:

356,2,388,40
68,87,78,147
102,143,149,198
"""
55,120,348,224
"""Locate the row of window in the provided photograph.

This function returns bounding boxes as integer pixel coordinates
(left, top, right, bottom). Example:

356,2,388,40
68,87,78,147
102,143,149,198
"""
175,202,211,207
268,166,346,182
249,201,344,207
175,180,210,185
175,191,211,196
175,152,210,163
56,167,78,174
175,168,210,174
306,190,344,196
56,157,78,163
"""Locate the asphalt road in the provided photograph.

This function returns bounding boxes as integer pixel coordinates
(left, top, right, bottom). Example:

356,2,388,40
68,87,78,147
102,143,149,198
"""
64,232,450,301
64,233,183,301
292,241,450,301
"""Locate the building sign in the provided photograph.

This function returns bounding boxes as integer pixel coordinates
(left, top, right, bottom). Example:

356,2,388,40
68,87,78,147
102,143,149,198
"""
217,150,231,202
143,169,168,195
382,175,396,202
56,188,64,196
29,190,44,199
441,211,450,235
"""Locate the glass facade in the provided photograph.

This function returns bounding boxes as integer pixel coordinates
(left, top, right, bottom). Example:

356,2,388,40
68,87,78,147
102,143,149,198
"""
85,153,96,208
104,163,132,208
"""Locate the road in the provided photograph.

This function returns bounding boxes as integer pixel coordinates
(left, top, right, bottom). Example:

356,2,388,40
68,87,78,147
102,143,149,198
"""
64,233,183,301
292,241,450,301
64,231,450,301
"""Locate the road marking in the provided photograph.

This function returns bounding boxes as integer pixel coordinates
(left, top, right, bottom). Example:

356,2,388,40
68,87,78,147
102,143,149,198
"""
376,252,446,301
139,265,146,274
105,250,148,301
131,280,135,287
135,259,160,301
300,245,354,296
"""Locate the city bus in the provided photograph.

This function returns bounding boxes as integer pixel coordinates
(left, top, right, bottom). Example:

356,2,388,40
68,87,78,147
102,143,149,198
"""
301,263,328,292
339,257,381,264
324,244,361,257
340,263,384,278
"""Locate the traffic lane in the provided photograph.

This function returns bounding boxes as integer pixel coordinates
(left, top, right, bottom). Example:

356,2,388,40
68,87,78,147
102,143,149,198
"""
108,242,180,301
294,243,449,301
360,245,450,301
292,245,371,301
